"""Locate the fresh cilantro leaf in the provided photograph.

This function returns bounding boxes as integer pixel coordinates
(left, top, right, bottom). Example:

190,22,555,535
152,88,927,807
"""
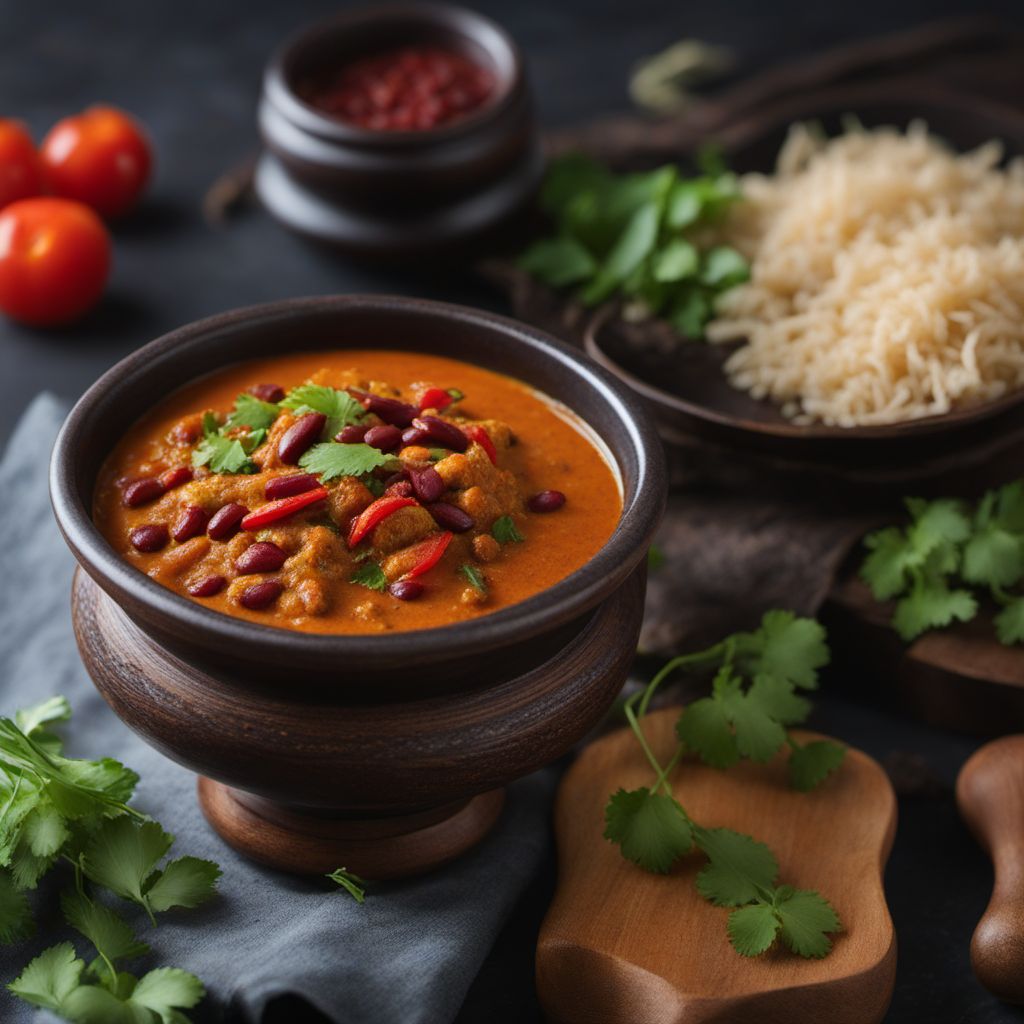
991,480,1024,533
693,827,777,906
581,201,661,305
907,497,972,550
145,856,222,913
676,695,739,769
603,789,692,873
788,739,846,792
0,868,33,943
652,239,699,282
995,598,1024,646
775,888,841,958
746,673,810,726
192,432,255,475
7,941,84,1011
224,393,280,433
459,564,487,595
327,867,367,903
861,526,914,600
963,522,1024,590
492,515,525,544
700,246,749,288
670,287,711,338
61,889,149,964
518,237,597,287
281,384,364,439
892,575,977,641
727,903,780,957
22,799,69,857
350,562,388,592
130,966,205,1022
299,442,393,482
15,696,71,746
740,611,829,690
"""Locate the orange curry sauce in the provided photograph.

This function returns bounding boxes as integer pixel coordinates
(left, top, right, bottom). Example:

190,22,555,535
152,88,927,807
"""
94,351,622,634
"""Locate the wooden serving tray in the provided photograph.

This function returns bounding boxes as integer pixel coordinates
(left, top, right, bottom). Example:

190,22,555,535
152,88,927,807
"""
537,709,897,1024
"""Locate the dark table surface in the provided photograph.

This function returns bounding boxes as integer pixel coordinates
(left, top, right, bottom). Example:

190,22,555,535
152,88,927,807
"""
6,1,1024,1022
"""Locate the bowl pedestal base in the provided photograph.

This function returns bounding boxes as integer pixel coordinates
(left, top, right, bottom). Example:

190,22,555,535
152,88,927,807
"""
197,777,505,878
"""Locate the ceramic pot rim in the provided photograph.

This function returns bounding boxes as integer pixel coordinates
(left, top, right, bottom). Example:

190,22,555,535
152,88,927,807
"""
50,295,666,671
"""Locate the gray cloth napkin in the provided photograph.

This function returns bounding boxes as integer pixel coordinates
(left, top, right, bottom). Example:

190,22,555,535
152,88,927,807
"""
0,394,555,1024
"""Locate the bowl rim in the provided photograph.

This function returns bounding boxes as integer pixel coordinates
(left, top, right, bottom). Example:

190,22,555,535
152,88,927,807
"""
265,2,524,149
49,295,665,669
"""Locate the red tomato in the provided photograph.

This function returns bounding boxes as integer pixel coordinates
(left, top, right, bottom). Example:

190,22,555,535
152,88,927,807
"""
0,198,111,326
41,106,152,218
0,120,43,209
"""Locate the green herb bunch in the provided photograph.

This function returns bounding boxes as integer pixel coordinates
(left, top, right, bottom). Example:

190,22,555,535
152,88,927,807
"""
1,697,220,1022
604,612,845,958
518,151,748,337
860,481,1024,645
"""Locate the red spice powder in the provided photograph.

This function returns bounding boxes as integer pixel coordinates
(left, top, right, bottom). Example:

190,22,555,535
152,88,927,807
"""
302,45,495,132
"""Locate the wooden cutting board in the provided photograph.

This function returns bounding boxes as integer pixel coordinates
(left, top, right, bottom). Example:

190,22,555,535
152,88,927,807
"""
537,709,897,1024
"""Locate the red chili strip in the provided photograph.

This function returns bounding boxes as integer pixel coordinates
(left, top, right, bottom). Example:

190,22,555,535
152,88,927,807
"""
417,386,454,413
347,495,417,548
464,424,497,464
400,531,453,580
241,487,328,531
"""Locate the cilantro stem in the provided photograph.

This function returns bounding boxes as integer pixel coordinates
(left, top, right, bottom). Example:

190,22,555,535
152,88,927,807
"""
623,698,669,791
636,642,726,717
648,744,685,796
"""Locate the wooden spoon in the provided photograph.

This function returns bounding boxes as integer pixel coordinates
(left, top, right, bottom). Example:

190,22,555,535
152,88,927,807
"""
956,736,1024,1003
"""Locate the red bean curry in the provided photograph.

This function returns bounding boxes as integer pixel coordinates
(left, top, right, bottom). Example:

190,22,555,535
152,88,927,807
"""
94,352,622,634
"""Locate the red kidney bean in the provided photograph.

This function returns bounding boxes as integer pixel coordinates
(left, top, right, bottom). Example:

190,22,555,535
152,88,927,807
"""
236,541,288,574
240,579,283,610
411,416,468,452
529,489,566,513
123,477,164,507
265,473,319,501
188,574,226,598
129,524,169,552
401,426,429,447
278,412,326,464
249,383,285,403
426,503,473,532
207,503,248,540
336,423,369,444
389,579,424,601
386,479,415,498
408,465,445,504
172,505,210,543
363,424,403,452
159,466,193,490
170,420,201,445
355,391,418,427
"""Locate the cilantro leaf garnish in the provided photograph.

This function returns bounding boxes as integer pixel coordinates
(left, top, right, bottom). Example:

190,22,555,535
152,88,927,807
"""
224,392,280,433
0,870,33,943
281,384,364,439
459,564,487,594
492,515,524,544
350,562,388,592
603,614,845,960
7,941,82,1011
603,789,692,873
996,598,1024,645
519,154,747,338
191,411,262,475
327,867,367,903
299,442,394,482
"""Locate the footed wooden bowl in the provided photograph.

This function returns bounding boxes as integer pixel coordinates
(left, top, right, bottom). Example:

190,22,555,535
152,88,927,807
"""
50,296,665,878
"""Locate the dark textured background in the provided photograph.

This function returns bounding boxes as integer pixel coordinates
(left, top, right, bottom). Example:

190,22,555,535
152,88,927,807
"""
4,1,1024,1021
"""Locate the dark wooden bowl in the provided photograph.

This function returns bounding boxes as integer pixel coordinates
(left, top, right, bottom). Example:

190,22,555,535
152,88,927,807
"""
50,295,665,877
584,83,1024,466
255,3,542,256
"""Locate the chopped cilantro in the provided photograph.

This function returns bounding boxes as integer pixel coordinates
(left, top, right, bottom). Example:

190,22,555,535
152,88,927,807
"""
191,410,261,475
492,515,524,544
281,384,364,439
223,392,280,433
350,562,388,592
459,564,487,594
299,443,394,483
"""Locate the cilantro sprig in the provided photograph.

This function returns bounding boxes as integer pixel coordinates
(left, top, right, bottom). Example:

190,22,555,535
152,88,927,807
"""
604,612,845,959
192,410,265,475
518,153,748,338
281,384,365,440
299,442,395,483
860,481,1024,644
1,697,220,1022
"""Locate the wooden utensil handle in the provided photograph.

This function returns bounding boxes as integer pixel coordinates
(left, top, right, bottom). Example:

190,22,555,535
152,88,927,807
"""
956,735,1024,1003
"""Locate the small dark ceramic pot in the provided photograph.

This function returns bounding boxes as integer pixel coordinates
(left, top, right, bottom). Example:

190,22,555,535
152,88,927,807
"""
256,3,542,254
50,296,665,878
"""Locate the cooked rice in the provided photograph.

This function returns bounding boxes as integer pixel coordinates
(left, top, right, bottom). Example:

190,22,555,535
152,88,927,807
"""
705,121,1024,426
